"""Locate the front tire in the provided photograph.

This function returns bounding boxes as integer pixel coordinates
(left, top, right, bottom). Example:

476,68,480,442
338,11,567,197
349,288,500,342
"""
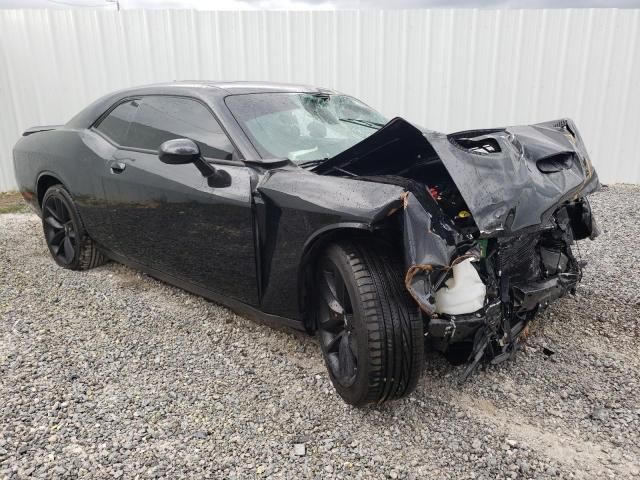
42,185,106,270
316,240,424,406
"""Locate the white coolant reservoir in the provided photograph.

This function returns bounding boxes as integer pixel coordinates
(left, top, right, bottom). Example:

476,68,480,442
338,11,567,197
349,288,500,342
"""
434,258,486,315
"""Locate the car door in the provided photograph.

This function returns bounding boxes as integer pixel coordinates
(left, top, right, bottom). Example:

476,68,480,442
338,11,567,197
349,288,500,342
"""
97,95,259,306
79,98,140,246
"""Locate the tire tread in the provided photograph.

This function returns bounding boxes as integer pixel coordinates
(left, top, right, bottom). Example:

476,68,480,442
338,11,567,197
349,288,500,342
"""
321,240,424,405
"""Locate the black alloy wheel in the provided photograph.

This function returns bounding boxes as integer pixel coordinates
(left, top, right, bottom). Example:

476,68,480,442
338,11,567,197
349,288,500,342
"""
41,185,106,270
43,194,77,266
317,257,359,388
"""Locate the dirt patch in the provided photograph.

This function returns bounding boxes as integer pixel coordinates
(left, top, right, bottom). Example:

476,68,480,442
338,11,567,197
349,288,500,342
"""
0,191,29,214
456,393,639,478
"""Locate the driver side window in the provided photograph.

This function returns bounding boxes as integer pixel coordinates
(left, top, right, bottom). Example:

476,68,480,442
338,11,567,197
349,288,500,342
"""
124,96,234,161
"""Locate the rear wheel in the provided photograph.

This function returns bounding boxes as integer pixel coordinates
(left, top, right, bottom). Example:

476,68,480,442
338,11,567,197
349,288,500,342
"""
42,185,106,270
316,240,424,406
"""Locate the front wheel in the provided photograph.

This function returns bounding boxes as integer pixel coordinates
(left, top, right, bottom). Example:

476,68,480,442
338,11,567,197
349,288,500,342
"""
315,240,424,406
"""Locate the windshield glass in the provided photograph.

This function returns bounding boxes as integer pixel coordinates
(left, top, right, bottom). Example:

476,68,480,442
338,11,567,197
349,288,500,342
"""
225,93,388,164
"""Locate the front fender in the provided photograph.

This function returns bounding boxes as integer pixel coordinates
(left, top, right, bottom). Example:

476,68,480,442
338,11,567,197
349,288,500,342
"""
255,169,405,321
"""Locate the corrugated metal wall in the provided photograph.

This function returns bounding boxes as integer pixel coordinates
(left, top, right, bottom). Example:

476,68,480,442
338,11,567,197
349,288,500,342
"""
1,8,639,191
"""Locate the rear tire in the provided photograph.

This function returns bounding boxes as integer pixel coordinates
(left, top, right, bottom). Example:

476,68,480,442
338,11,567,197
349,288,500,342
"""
41,185,107,270
315,240,424,406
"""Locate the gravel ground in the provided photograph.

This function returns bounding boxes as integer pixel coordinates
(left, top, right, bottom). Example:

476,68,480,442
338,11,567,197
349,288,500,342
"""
1,185,639,480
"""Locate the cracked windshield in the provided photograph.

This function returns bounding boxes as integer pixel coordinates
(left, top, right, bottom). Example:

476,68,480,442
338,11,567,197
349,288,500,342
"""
225,92,388,165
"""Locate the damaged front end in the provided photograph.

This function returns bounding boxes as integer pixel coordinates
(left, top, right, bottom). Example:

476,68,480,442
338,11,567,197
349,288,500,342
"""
314,117,600,377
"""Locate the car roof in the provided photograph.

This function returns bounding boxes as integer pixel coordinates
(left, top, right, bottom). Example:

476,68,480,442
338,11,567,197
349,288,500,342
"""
65,80,341,130
140,80,339,96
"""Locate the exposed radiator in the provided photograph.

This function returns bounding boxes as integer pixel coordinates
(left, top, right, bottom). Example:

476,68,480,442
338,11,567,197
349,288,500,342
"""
497,234,541,284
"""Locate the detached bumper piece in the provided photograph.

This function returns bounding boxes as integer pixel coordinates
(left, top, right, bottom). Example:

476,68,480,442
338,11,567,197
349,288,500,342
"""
512,276,576,311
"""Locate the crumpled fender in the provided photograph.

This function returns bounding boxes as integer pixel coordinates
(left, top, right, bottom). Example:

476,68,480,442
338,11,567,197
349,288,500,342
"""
401,191,457,314
254,169,406,319
255,167,459,318
257,169,405,223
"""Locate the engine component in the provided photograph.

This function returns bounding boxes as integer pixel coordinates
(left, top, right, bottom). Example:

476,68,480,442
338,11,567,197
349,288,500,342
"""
540,246,569,276
435,258,486,315
497,234,541,284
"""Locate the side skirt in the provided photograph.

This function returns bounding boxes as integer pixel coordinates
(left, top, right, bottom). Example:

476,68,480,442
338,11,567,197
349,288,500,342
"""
100,247,306,333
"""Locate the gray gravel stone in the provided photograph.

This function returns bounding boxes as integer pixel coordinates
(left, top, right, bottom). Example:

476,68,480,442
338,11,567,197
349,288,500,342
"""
293,443,306,456
591,407,608,421
1,185,639,479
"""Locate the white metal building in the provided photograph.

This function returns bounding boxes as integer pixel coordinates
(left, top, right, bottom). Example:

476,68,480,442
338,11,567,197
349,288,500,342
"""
1,8,639,191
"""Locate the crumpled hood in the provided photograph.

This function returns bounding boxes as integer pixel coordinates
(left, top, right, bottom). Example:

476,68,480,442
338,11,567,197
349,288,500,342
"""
315,117,600,236
427,119,599,234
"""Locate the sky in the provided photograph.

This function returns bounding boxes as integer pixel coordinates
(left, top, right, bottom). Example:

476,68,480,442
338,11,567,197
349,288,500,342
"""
1,0,640,9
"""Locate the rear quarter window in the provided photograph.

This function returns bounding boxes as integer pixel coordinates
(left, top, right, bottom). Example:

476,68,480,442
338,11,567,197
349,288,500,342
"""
95,99,139,145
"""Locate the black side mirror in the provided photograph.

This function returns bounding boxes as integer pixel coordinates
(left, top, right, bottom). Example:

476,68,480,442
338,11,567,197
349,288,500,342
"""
159,138,200,165
158,138,231,188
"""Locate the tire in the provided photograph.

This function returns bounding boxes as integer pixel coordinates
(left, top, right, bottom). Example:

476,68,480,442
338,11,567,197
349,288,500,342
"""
315,240,424,406
41,184,107,270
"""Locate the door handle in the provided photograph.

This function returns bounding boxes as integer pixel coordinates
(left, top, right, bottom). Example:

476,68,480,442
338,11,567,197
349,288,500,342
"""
110,161,126,174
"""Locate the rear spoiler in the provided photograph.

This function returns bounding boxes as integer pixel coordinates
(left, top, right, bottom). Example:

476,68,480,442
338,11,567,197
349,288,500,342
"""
22,125,63,136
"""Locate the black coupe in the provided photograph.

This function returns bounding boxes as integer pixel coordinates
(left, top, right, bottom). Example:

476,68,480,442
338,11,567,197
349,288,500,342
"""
13,81,600,405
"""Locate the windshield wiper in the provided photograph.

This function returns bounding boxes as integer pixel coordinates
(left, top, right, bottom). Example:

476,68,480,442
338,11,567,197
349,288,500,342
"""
298,158,328,169
339,118,385,129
